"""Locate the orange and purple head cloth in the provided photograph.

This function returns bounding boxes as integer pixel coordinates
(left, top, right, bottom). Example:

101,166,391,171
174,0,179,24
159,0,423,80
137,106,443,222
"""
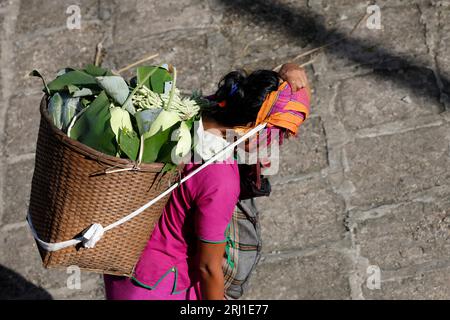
235,80,312,147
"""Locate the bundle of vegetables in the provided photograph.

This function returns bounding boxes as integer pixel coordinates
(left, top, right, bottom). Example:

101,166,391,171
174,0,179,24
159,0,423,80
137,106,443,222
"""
31,64,210,171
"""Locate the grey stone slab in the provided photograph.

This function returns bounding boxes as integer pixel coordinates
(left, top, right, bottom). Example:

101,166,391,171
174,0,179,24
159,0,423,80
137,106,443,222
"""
205,31,234,93
0,52,3,101
112,0,214,48
316,5,432,82
437,8,450,82
217,2,312,69
15,0,99,35
13,23,108,92
0,0,8,10
362,266,450,300
256,176,346,253
110,30,214,93
0,225,103,296
2,159,35,225
4,93,42,156
243,250,352,299
336,4,428,58
316,1,416,24
352,195,450,270
205,0,319,83
274,116,328,179
344,122,450,210
204,27,306,94
337,68,442,131
48,276,105,300
0,14,4,41
0,263,53,300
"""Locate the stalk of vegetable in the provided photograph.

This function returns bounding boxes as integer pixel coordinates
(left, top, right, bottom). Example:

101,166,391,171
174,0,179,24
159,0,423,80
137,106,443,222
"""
134,64,173,165
121,64,164,110
165,66,177,112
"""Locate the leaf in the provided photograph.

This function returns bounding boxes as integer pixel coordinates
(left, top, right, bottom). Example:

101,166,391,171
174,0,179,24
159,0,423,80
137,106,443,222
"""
48,93,63,129
151,70,172,94
161,163,177,173
67,104,89,139
81,97,92,107
118,127,140,161
156,140,177,163
184,116,195,129
61,95,82,132
135,109,163,136
96,76,129,105
146,109,181,138
72,87,95,97
110,106,133,142
29,70,50,95
137,66,172,94
65,84,79,94
96,76,135,114
174,121,192,158
84,64,114,77
48,70,98,92
156,126,178,163
141,128,171,163
70,91,117,156
56,68,75,77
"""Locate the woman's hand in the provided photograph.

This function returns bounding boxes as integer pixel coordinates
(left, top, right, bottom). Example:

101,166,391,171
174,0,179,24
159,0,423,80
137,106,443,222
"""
279,63,309,93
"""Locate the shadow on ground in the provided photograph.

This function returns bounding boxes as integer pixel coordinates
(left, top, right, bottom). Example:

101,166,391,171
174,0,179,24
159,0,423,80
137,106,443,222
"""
0,265,52,300
219,0,449,110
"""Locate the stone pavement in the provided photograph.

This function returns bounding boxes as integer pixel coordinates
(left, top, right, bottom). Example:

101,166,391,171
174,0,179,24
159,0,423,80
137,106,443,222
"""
0,0,449,299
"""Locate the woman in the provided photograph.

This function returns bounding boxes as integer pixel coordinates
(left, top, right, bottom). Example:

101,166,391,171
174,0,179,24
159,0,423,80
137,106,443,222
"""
104,63,310,300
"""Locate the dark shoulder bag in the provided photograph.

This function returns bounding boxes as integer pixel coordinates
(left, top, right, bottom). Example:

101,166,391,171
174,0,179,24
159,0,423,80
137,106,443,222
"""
223,162,270,299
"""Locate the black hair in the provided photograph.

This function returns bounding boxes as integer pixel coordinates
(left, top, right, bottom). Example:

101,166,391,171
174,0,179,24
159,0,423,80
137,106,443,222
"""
207,69,281,127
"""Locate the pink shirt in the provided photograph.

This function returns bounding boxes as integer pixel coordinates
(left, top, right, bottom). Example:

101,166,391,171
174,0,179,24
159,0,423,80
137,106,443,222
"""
132,161,240,294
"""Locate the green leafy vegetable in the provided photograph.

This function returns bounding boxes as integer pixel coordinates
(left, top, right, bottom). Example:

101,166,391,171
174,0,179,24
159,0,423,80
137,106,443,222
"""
141,128,171,163
146,109,181,138
65,84,79,94
48,93,63,129
161,163,177,174
175,121,192,158
61,95,82,132
70,91,117,156
47,70,98,92
110,106,133,142
72,87,96,97
120,64,163,113
56,68,75,77
84,64,114,77
137,66,172,94
135,109,162,136
96,76,135,114
118,127,140,161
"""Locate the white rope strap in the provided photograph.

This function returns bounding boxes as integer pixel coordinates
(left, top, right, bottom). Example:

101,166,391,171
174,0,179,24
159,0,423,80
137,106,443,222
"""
27,123,267,251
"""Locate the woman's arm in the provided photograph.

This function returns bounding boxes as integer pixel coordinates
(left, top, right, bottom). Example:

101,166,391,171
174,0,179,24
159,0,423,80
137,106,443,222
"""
197,240,227,300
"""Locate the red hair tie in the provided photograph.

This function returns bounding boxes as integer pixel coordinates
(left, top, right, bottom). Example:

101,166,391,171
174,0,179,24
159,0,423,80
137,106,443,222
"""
218,100,227,108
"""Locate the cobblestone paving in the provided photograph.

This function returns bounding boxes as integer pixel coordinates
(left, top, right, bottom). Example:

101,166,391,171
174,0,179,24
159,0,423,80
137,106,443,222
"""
0,0,449,299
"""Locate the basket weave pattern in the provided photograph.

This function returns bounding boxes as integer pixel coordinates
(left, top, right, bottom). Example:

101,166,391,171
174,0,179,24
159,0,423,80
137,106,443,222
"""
28,96,176,276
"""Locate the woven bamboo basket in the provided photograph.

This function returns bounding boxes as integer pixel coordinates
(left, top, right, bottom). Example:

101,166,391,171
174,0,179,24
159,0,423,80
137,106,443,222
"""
28,96,177,276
